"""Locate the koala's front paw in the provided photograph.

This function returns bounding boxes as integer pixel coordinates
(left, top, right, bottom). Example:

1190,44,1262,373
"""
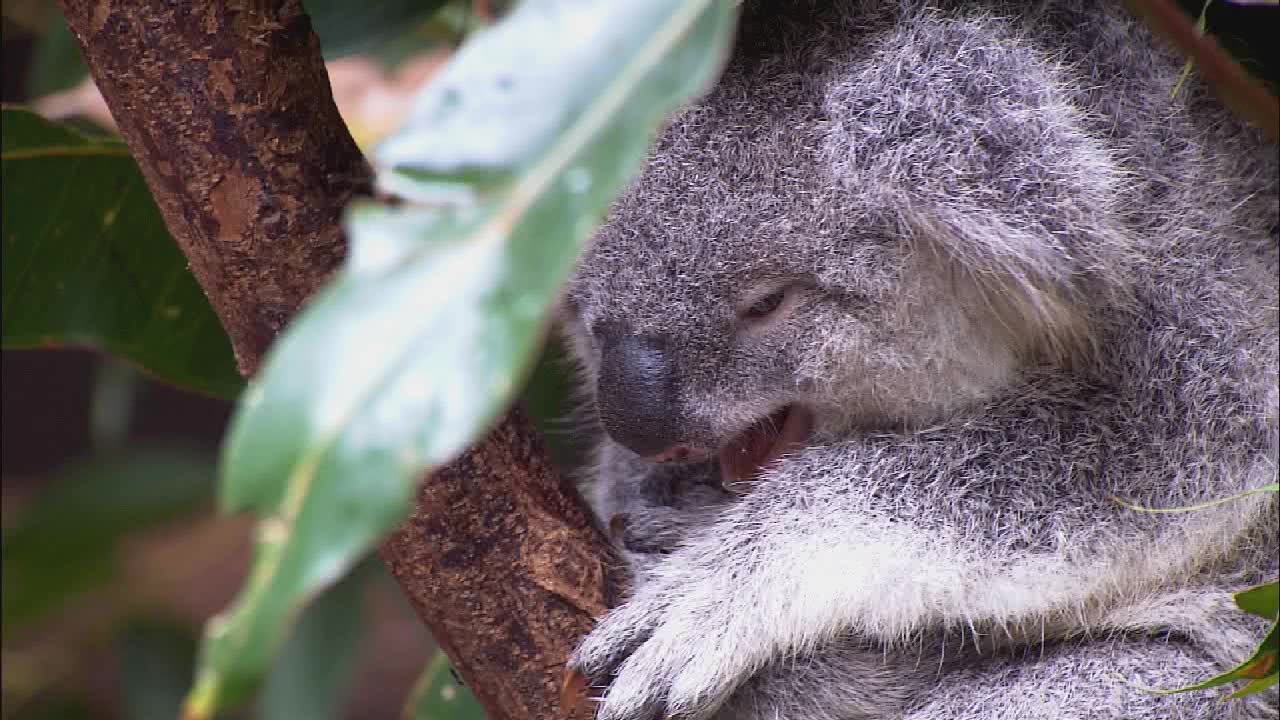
569,572,758,720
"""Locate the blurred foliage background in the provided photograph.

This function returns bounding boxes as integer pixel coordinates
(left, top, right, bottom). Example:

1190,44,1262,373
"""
1,0,1276,718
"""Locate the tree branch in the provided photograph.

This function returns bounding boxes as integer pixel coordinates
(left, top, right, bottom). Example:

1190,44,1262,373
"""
381,408,619,720
56,1,617,717
1125,0,1279,141
57,0,367,377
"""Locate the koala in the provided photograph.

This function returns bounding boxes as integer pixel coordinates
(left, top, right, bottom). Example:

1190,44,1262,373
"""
559,1,1279,719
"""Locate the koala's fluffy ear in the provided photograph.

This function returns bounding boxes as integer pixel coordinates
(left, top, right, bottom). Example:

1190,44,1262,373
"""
899,206,1129,367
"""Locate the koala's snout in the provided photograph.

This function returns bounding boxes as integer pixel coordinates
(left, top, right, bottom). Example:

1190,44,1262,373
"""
596,332,699,461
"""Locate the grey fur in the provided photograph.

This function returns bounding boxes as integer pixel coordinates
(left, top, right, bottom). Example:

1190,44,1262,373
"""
561,1,1280,718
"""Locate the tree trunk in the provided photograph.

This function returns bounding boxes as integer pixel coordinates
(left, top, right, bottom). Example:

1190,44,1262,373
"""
56,1,617,717
381,408,618,720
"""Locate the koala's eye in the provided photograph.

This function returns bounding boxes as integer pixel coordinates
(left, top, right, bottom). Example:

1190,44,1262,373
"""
741,288,787,321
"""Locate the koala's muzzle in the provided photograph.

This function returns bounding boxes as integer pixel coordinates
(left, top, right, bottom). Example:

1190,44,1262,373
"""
596,333,699,462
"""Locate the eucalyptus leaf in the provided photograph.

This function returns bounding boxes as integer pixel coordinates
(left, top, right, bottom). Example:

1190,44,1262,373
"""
1139,580,1279,698
28,9,87,97
1225,671,1278,699
523,337,583,470
256,559,375,720
1235,580,1280,621
305,0,451,61
1134,617,1278,698
1,106,244,400
1220,621,1277,697
185,1,738,714
1129,483,1280,699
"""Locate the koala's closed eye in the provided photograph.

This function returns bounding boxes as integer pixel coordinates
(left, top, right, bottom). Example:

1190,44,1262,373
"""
742,289,787,320
737,282,812,327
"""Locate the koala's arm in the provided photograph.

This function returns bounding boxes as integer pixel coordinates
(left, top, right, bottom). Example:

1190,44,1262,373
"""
899,636,1272,720
572,367,1277,719
709,633,1269,720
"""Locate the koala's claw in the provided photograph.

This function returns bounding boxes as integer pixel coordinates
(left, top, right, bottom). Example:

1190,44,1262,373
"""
571,593,662,680
569,583,749,720
560,669,596,720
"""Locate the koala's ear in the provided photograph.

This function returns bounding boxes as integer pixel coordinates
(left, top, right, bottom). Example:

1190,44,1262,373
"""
901,208,1108,366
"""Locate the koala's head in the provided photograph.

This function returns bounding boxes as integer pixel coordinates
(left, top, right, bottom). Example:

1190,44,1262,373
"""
562,5,1134,485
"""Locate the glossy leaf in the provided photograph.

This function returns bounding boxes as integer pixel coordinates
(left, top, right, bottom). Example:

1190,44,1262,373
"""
403,652,486,720
1221,580,1280,698
257,559,374,720
1236,580,1280,620
1,107,244,400
185,1,737,714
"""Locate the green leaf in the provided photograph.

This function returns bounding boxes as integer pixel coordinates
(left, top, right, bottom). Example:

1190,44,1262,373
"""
28,9,87,97
1,107,244,400
304,0,452,62
117,619,199,720
1225,671,1278,699
1,447,216,633
403,652,487,720
1220,620,1278,697
186,1,737,714
256,558,374,720
1235,580,1280,621
1142,605,1278,698
1122,481,1280,700
523,336,583,471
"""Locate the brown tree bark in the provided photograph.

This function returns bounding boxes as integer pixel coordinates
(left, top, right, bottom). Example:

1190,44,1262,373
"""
56,1,618,718
381,410,618,720
57,0,366,377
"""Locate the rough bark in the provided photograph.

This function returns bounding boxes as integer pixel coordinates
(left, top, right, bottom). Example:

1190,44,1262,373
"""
58,0,366,377
57,1,617,718
381,409,619,720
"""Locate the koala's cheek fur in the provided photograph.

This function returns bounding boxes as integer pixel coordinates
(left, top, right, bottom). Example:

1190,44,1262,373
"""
797,259,1031,432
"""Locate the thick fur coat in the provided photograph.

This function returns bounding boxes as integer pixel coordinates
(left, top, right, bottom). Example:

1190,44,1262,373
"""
560,1,1280,718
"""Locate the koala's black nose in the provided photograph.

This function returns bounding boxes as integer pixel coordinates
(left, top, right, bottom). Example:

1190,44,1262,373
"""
596,333,688,460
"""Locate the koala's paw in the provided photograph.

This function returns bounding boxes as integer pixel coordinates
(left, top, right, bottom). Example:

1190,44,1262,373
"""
569,575,760,720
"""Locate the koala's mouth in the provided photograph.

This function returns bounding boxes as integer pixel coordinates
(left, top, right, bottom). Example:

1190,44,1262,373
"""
718,405,814,491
